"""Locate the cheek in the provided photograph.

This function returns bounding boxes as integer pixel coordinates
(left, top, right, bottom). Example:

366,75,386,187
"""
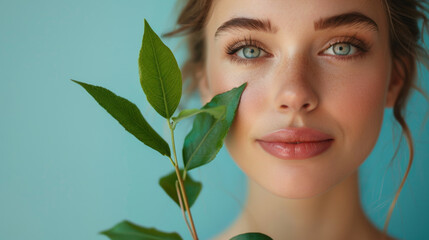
327,64,390,161
225,83,264,144
206,63,253,95
212,70,269,169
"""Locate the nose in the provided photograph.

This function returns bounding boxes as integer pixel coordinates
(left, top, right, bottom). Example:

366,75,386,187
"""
273,57,319,113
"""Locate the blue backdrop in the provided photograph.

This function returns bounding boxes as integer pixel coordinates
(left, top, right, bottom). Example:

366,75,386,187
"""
1,0,428,239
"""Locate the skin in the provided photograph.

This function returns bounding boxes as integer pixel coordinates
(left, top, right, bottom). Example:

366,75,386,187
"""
197,0,404,239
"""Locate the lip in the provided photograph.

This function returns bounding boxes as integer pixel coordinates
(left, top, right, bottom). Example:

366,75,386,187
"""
256,127,334,160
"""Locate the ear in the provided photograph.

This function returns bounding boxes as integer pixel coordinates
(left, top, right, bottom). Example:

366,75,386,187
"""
197,68,211,105
386,57,407,108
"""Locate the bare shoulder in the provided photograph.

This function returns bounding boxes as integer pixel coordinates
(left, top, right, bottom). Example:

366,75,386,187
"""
385,235,398,240
363,228,398,240
377,232,397,240
210,228,243,240
211,232,231,240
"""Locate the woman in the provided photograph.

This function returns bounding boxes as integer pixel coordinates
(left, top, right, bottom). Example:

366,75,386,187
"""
164,0,429,239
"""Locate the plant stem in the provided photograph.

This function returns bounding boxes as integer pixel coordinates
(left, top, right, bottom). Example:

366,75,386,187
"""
174,166,198,239
168,156,175,167
168,120,199,240
175,180,193,238
182,169,187,181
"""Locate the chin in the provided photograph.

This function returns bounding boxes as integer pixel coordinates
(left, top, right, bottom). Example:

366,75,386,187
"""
239,158,351,200
250,161,360,200
257,175,335,199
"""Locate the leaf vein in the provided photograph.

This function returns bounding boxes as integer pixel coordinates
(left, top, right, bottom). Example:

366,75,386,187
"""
186,117,221,169
149,32,170,117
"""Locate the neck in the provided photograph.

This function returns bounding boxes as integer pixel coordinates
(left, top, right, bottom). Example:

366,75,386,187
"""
214,171,383,240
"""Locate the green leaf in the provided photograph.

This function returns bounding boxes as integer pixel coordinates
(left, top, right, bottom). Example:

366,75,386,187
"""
183,83,247,171
159,170,202,210
139,19,182,119
100,220,182,240
229,232,273,240
171,106,226,129
72,79,171,157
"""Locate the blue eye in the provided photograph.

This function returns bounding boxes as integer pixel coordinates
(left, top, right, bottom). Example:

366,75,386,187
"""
240,46,262,58
333,43,351,55
225,37,270,64
324,43,357,56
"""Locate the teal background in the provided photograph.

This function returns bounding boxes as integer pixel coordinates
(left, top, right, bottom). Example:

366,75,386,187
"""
0,0,428,239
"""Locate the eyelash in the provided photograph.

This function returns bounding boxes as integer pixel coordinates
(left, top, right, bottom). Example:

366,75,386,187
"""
322,36,370,61
225,36,370,65
225,37,268,65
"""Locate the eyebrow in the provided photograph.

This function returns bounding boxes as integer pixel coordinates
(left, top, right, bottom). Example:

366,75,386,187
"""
214,17,278,38
314,12,378,32
214,12,378,39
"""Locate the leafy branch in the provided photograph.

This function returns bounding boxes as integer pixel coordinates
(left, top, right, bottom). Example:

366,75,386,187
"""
72,19,272,240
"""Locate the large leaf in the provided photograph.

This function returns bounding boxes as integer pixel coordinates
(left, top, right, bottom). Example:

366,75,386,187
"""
183,83,246,171
171,106,226,129
229,232,273,240
139,19,182,119
159,169,202,210
100,220,182,240
72,79,170,157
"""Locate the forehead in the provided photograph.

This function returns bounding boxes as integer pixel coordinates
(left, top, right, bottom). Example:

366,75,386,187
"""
206,0,387,37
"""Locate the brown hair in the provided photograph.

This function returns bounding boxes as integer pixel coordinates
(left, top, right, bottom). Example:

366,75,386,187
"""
163,0,429,236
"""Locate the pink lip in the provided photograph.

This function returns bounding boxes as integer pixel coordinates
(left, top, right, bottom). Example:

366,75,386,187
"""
256,127,334,160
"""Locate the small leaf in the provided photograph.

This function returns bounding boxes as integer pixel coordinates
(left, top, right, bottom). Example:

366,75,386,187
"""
159,170,202,209
183,83,247,171
139,19,182,119
72,79,171,157
229,232,273,240
171,106,226,128
100,220,182,240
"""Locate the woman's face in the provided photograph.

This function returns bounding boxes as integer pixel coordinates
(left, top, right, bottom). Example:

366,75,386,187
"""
200,0,403,198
